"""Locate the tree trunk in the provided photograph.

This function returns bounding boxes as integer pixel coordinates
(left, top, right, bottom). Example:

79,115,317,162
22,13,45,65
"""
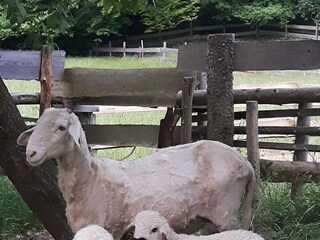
0,77,73,240
206,34,235,146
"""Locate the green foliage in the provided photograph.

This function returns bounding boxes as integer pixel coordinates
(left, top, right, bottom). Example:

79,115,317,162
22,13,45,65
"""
233,1,295,25
203,0,295,25
140,0,200,33
0,0,132,49
103,0,147,14
297,0,320,23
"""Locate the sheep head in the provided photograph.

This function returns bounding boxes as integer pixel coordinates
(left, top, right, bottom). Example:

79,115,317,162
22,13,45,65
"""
17,108,84,167
133,210,169,240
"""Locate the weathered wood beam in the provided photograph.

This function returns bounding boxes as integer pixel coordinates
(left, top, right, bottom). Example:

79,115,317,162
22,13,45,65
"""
52,68,187,107
177,87,320,106
261,159,320,183
0,50,65,80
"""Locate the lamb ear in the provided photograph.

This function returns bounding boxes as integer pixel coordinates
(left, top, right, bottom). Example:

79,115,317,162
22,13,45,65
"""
120,224,135,240
68,113,81,148
159,224,170,240
17,126,35,146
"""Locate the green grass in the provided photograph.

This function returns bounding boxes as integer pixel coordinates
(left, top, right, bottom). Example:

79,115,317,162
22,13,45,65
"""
2,56,320,239
0,176,42,237
65,55,176,69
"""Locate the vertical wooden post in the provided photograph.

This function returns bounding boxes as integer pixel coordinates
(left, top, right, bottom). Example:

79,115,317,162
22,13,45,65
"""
162,41,167,60
285,25,288,38
189,21,193,37
194,71,207,126
181,76,195,144
246,101,260,204
157,107,180,148
141,40,144,58
223,22,226,33
291,103,312,201
108,41,112,57
123,41,126,58
206,34,235,146
39,45,53,116
316,23,319,40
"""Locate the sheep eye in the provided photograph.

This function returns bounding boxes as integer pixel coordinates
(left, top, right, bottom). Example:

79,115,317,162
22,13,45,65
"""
58,126,66,131
151,228,158,233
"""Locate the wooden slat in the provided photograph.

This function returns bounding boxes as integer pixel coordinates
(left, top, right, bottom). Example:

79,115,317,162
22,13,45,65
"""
52,68,187,107
234,40,320,70
178,87,320,106
235,108,320,120
234,140,320,152
234,126,320,136
177,43,206,72
0,50,65,80
83,125,159,147
177,40,320,72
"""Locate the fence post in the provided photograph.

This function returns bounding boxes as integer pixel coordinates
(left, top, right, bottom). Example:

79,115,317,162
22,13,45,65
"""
194,71,207,126
123,41,126,58
189,21,193,37
206,34,235,146
291,102,312,201
141,40,144,58
162,41,167,60
285,24,288,38
39,45,53,116
246,100,260,204
181,76,195,144
108,41,112,57
316,23,319,40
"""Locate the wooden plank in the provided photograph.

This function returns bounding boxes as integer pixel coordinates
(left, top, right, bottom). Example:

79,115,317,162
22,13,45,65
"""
287,32,316,40
0,50,65,80
52,68,186,107
93,47,178,54
82,124,159,147
234,140,320,152
261,159,320,183
235,108,320,120
234,40,320,70
287,24,316,30
177,39,320,72
234,126,320,136
179,87,320,106
177,43,206,72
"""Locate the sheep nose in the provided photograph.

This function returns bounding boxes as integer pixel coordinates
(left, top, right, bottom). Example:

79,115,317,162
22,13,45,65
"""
26,149,37,160
134,238,146,240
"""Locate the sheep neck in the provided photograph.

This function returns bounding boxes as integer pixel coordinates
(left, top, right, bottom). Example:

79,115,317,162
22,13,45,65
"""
56,144,92,203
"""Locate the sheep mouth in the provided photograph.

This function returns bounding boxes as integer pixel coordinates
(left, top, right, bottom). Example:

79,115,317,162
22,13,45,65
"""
27,156,46,167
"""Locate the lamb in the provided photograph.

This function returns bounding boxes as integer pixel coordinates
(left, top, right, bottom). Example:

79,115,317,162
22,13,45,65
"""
132,210,264,240
17,108,255,240
73,225,114,240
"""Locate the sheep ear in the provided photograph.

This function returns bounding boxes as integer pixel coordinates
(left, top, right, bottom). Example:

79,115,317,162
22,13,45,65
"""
17,126,35,146
68,113,81,148
160,224,170,240
120,224,135,240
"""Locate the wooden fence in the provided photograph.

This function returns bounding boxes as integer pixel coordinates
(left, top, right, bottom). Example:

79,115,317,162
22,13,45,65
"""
1,36,320,188
101,23,320,49
92,41,178,59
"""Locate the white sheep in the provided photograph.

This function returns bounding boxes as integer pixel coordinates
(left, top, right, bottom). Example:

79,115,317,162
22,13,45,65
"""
17,108,255,240
132,210,264,240
73,225,114,240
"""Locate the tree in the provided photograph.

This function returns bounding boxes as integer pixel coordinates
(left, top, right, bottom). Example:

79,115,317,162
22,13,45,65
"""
234,0,295,26
140,0,200,33
0,77,73,240
202,0,295,25
297,0,320,23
